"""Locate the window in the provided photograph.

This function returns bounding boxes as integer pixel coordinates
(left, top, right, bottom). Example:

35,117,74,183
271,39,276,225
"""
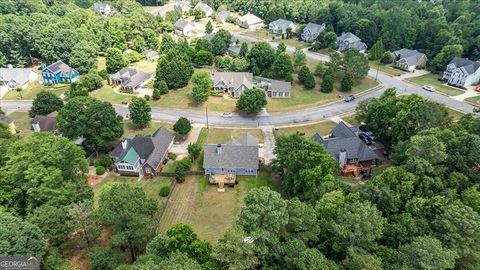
285,92,289,96
126,165,134,170
118,164,125,170
145,167,152,173
279,92,284,97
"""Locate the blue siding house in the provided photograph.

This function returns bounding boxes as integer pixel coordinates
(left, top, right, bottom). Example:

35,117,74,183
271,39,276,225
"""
203,134,259,177
41,60,79,84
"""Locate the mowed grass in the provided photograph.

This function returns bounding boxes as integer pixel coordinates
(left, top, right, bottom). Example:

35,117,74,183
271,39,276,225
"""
2,82,67,100
407,73,464,96
369,61,405,77
447,108,465,121
131,60,157,73
159,173,280,243
465,95,480,107
122,120,174,137
243,29,309,49
342,114,361,126
90,84,139,104
7,111,32,137
273,120,337,139
92,174,172,209
203,127,264,144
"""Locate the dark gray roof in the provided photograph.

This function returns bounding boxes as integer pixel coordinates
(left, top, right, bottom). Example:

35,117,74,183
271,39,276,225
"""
393,49,426,67
0,67,33,87
449,57,480,75
145,127,175,168
303,22,325,35
46,60,75,76
32,112,57,132
255,77,291,93
331,121,356,138
269,19,294,30
109,67,152,89
0,115,12,125
337,32,361,43
203,134,259,170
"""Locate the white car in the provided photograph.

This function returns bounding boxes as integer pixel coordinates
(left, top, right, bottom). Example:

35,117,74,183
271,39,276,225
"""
422,85,436,92
220,112,233,118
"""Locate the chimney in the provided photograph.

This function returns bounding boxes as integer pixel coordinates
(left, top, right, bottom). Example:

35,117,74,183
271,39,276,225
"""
338,149,347,167
121,139,128,150
216,144,222,155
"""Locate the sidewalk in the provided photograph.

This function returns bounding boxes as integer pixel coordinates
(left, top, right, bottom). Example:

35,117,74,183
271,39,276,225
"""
451,90,479,101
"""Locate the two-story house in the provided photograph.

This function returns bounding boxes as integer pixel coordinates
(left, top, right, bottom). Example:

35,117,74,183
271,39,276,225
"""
268,19,296,35
111,127,175,177
336,32,367,53
392,49,427,72
213,71,253,97
41,60,79,84
442,57,480,88
300,22,326,43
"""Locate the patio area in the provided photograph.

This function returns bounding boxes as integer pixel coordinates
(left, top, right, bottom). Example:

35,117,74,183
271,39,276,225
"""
209,174,237,192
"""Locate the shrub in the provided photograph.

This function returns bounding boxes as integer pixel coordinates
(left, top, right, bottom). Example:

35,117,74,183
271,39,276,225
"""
159,186,170,197
168,152,177,160
380,51,393,64
98,69,108,80
144,95,150,101
94,155,113,168
96,166,106,175
175,158,191,183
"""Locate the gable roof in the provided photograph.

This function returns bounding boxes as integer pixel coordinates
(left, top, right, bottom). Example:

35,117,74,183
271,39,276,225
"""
213,72,253,90
331,121,356,138
109,67,152,89
337,32,361,43
43,60,76,77
0,67,33,87
393,49,426,67
303,22,325,34
237,12,263,25
195,2,213,14
203,134,259,170
174,1,191,10
269,19,294,30
448,57,480,75
119,147,141,165
217,10,231,22
175,19,195,30
0,115,12,125
32,112,57,132
93,2,110,11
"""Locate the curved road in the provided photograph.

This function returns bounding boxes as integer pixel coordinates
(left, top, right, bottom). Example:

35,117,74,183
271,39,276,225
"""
0,34,476,127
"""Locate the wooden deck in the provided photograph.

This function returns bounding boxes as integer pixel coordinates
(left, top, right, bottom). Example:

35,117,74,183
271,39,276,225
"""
209,174,236,192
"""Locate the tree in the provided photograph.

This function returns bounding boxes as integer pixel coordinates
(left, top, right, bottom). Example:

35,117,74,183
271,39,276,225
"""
77,71,103,91
152,88,161,100
57,96,123,150
321,69,335,93
0,212,45,259
205,20,213,34
128,97,151,128
74,0,93,8
213,226,259,270
173,117,192,136
68,201,100,248
239,41,249,58
341,72,354,91
314,62,327,77
187,143,201,160
396,236,456,270
211,29,232,56
368,39,384,61
166,223,197,253
285,198,320,243
159,33,176,54
157,252,202,270
247,42,275,75
194,50,212,65
106,47,127,74
97,183,158,262
193,8,206,20
0,133,90,216
298,65,311,83
380,51,393,64
432,44,463,72
146,235,169,258
343,49,369,80
190,71,212,104
316,31,337,50
236,88,267,113
304,72,316,89
70,41,98,74
276,42,286,55
153,79,168,96
273,52,293,80
27,204,73,249
342,248,383,270
155,49,194,89
293,47,306,71
29,91,63,117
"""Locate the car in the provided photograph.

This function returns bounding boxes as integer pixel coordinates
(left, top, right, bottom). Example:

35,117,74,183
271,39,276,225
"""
220,112,233,118
358,133,372,145
422,85,435,92
364,131,376,141
344,95,355,102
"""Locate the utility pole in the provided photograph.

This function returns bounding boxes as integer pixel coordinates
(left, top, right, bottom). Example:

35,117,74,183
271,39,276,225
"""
206,104,209,129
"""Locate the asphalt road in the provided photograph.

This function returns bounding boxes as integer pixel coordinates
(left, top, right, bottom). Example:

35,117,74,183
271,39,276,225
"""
0,33,476,127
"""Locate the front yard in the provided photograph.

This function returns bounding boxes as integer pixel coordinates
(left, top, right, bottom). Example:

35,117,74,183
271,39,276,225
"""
242,28,310,49
7,111,32,137
369,61,405,77
407,73,464,96
203,127,264,144
273,120,337,139
465,95,480,107
2,82,67,100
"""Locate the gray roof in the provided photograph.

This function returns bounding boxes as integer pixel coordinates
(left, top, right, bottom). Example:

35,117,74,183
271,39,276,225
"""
217,10,231,22
0,115,12,125
112,127,174,169
269,19,294,30
0,67,33,87
195,2,213,14
213,72,253,90
109,68,152,89
337,32,361,43
93,3,109,10
175,19,195,30
237,12,263,25
32,111,57,132
303,22,325,35
393,49,426,67
449,57,480,75
312,122,378,162
45,60,75,76
174,1,191,11
143,49,159,58
203,134,259,170
255,77,291,93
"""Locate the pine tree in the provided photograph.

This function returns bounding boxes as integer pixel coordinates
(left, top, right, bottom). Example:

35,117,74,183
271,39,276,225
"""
205,21,213,34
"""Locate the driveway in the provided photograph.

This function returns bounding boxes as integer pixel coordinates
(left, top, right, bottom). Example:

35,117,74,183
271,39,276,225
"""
170,124,203,157
260,126,276,163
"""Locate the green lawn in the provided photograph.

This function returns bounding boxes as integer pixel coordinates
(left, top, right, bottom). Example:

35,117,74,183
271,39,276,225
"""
203,127,264,144
159,173,280,243
92,174,172,209
90,84,138,104
2,82,67,100
122,120,173,138
131,60,157,73
243,28,309,49
369,61,405,77
342,114,361,126
465,95,480,107
407,73,464,96
447,108,465,121
273,120,337,138
7,111,32,137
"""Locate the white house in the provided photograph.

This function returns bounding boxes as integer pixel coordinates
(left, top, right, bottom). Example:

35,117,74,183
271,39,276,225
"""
174,1,191,15
93,3,112,16
194,2,214,17
268,19,296,35
442,57,480,88
174,19,196,37
236,12,264,29
213,72,253,98
0,65,38,90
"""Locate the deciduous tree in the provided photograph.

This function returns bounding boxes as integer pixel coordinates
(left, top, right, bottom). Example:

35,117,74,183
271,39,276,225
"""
106,47,128,74
236,88,267,113
128,97,151,128
29,90,63,117
173,117,192,136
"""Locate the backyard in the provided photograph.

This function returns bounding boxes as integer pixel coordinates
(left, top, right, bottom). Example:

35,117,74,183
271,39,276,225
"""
407,73,464,96
158,172,280,243
7,111,32,137
273,120,337,138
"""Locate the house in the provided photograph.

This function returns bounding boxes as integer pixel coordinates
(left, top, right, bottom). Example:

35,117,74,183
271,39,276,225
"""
312,122,378,175
143,49,160,61
194,2,214,17
268,19,296,35
236,12,264,29
0,115,16,134
442,57,480,88
32,111,57,133
216,10,231,23
93,3,112,16
41,60,79,84
336,32,367,53
300,22,326,43
392,49,427,72
0,65,38,89
227,42,252,55
109,68,152,92
203,33,237,46
213,72,253,97
175,19,196,37
174,1,191,15
203,133,259,176
255,77,291,98
111,127,175,177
